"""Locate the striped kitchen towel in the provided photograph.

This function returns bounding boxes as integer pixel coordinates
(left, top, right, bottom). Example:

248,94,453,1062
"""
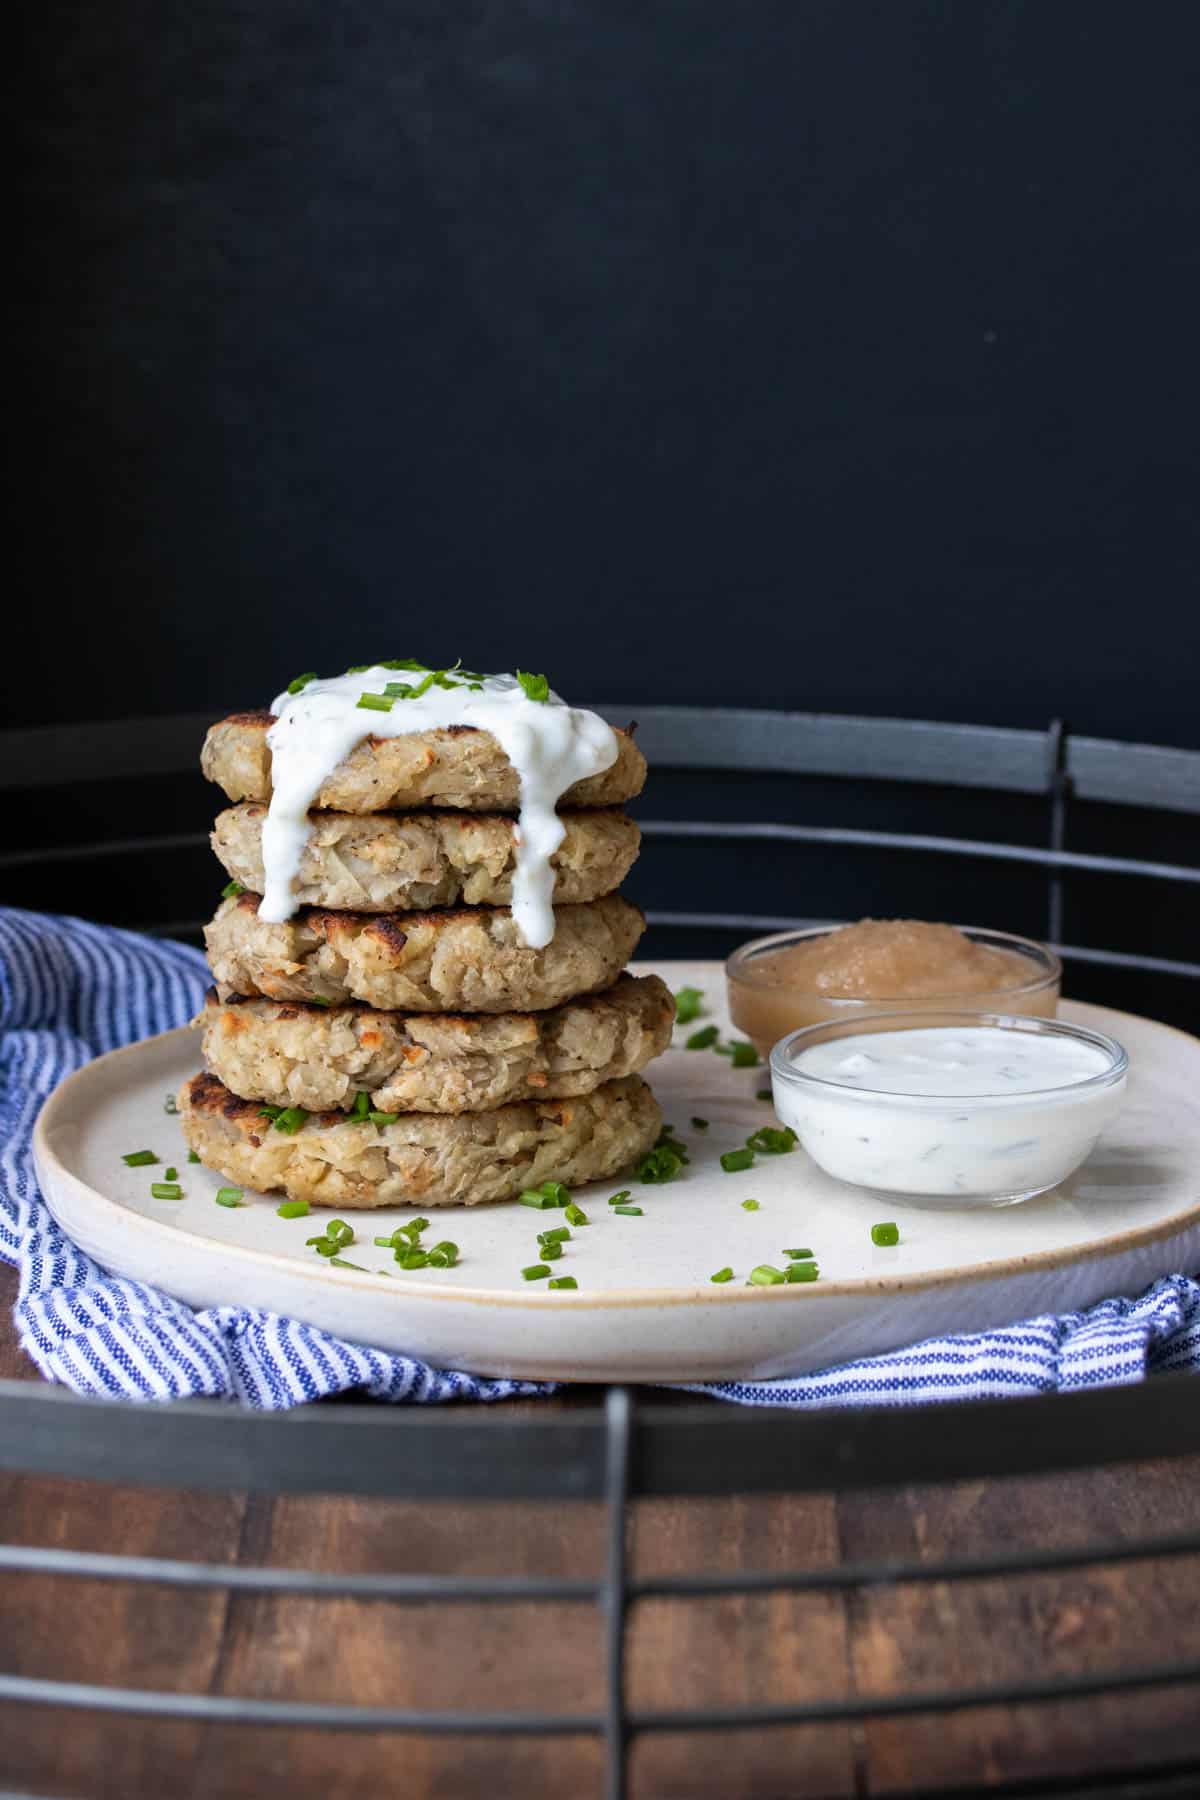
2,907,1198,1409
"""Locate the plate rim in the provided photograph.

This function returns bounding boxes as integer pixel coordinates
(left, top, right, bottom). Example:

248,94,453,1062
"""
32,993,1200,1312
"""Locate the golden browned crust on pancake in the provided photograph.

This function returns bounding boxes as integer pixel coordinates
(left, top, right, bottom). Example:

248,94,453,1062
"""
198,974,674,1114
211,805,639,914
203,892,646,1011
201,713,645,813
178,1071,662,1209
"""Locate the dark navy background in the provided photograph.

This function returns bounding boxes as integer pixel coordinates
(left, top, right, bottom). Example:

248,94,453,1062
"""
11,3,1200,1021
16,1,1200,734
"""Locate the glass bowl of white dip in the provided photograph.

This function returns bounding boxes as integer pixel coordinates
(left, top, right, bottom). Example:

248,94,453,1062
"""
770,1012,1129,1209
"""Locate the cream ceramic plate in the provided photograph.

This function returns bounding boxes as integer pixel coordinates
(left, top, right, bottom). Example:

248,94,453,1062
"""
32,965,1200,1382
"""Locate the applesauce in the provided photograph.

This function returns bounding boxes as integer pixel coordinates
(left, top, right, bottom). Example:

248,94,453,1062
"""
727,920,1061,1056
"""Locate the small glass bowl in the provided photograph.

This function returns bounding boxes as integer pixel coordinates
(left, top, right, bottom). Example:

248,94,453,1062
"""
769,1010,1128,1209
727,924,1061,1059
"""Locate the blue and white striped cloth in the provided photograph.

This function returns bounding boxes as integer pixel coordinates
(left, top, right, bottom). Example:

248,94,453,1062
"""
2,907,1198,1409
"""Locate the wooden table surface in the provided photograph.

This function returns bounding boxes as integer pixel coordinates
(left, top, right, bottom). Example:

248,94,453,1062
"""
2,1259,1199,1800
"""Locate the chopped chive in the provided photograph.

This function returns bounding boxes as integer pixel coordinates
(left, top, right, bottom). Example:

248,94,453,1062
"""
613,1205,644,1216
522,1263,551,1281
349,1091,371,1121
749,1264,786,1286
276,1199,310,1219
783,1247,814,1260
428,1240,459,1266
187,1150,201,1164
214,1187,243,1207
345,663,371,673
538,1226,571,1245
540,1241,564,1260
690,1117,709,1131
717,1040,759,1068
326,1219,355,1244
516,670,550,703
286,671,318,694
636,1146,683,1184
150,1182,183,1200
741,1198,761,1212
519,1190,557,1210
608,1190,632,1206
721,1148,755,1173
383,681,413,699
122,1150,158,1167
164,1166,178,1182
564,1202,589,1226
746,1126,798,1156
401,1217,429,1238
539,1181,571,1207
258,1104,283,1121
273,1107,308,1135
871,1222,900,1246
369,1110,399,1128
329,1256,367,1271
686,1024,719,1051
221,879,245,900
373,1235,395,1248
380,657,425,671
786,1262,820,1283
547,1276,578,1290
673,985,704,1024
396,1249,430,1270
309,995,332,1008
357,691,394,712
756,1088,773,1102
710,1266,735,1284
163,1093,179,1115
307,1237,338,1257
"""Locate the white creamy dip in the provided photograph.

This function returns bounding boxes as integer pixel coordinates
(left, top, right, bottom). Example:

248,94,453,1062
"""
772,1022,1128,1205
260,666,619,948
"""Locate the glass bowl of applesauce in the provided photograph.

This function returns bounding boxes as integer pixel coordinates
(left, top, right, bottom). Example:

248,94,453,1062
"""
727,920,1061,1059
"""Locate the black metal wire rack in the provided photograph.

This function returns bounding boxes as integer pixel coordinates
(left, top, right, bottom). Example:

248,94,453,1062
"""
1,705,1199,1799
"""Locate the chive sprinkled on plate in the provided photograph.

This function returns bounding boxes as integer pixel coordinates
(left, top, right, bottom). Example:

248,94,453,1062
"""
685,1025,719,1051
746,1126,798,1155
741,1197,760,1211
786,1262,820,1282
636,1145,683,1183
122,1150,157,1167
748,1264,786,1286
329,1257,367,1271
277,1199,310,1219
607,1190,632,1206
716,1040,759,1068
165,1166,178,1182
547,1276,578,1290
397,1249,430,1270
539,1226,570,1245
516,670,550,702
523,1263,551,1281
783,1247,813,1260
214,1187,243,1207
691,1117,709,1130
721,1148,754,1173
710,1267,734,1284
540,1241,564,1260
519,1190,557,1210
871,1222,900,1246
221,880,244,900
428,1241,459,1267
756,1088,773,1102
151,1182,183,1200
613,1205,644,1216
187,1150,201,1164
564,1203,589,1226
673,986,704,1024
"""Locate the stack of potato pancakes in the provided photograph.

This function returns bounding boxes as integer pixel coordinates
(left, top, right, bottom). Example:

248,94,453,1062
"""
177,700,672,1209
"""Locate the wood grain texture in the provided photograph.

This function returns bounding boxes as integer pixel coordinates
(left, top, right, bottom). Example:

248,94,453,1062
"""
2,1261,1198,1797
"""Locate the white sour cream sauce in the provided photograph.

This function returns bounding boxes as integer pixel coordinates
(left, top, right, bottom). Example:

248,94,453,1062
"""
773,1025,1127,1202
260,668,619,948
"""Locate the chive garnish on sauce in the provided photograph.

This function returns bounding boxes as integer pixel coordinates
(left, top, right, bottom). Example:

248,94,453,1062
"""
287,671,318,694
516,670,550,703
